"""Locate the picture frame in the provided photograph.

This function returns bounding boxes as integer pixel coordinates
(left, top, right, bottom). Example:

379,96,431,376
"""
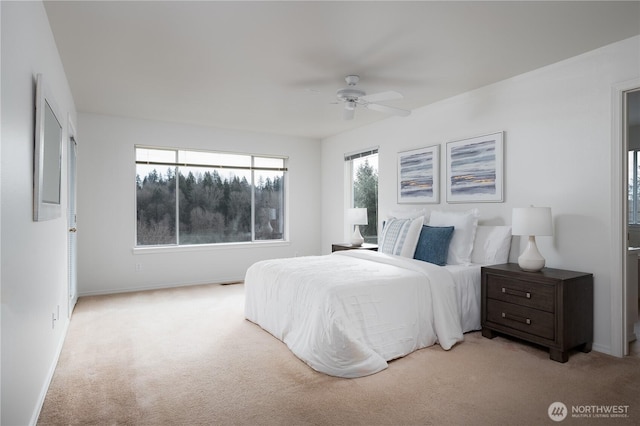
397,145,440,204
34,74,63,221
446,132,504,203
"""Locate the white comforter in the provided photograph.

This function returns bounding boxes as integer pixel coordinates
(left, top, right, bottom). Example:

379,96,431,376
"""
244,250,464,378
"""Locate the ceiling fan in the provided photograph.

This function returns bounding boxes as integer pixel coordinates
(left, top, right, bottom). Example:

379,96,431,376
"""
335,75,411,120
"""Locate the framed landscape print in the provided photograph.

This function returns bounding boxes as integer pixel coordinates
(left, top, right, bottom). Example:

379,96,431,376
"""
446,132,504,203
397,145,440,204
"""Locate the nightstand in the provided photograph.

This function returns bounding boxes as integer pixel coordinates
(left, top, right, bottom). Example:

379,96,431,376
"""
481,263,593,363
331,243,378,253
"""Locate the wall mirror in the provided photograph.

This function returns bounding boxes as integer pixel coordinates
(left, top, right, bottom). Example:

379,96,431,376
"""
34,73,63,221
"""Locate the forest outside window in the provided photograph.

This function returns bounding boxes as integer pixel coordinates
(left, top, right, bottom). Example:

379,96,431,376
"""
346,148,378,244
135,147,286,246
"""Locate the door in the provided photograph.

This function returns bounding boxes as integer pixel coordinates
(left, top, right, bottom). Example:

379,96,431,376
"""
626,89,640,355
67,132,78,316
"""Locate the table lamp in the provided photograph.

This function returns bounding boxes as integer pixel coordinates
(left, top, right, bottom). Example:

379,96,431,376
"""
512,206,553,272
347,208,368,246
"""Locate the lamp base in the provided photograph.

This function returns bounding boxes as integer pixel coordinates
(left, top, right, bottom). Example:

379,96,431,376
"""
351,226,364,247
518,235,545,272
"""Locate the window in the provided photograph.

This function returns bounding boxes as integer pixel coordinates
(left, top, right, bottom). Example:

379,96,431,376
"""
346,149,378,243
135,147,286,246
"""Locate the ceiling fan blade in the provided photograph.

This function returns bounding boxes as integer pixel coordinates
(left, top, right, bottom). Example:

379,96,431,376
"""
343,106,355,120
366,103,411,117
360,90,403,104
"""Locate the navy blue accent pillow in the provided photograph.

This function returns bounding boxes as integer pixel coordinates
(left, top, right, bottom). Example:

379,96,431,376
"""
413,225,455,266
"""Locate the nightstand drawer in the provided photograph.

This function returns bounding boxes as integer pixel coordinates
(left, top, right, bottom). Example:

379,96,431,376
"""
486,275,555,312
486,300,555,341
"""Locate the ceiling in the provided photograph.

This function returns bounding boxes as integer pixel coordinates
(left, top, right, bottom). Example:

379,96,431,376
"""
44,1,640,140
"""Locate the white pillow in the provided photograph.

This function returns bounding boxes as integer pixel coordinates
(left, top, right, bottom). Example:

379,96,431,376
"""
428,209,479,265
471,226,512,265
386,208,428,220
379,216,424,258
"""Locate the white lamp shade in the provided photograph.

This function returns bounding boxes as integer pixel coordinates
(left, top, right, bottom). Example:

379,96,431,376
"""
512,206,552,272
512,207,552,236
347,208,368,225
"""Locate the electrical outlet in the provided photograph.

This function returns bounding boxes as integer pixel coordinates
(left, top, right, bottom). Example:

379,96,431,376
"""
135,263,143,272
52,313,56,329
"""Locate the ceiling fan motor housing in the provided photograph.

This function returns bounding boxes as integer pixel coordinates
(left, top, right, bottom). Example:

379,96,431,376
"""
334,74,410,119
336,87,366,103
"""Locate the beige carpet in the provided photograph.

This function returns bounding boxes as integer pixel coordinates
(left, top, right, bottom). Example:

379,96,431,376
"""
39,283,640,425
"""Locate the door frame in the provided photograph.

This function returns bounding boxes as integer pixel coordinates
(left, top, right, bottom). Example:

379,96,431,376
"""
612,78,640,357
67,115,78,317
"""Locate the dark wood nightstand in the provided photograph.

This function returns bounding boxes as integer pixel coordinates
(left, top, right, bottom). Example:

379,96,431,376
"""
481,263,593,363
331,243,378,253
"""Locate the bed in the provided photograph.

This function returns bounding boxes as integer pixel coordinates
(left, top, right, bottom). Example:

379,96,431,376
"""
244,210,512,378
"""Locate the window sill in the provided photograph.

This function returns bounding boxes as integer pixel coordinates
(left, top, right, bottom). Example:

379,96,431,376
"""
132,240,290,255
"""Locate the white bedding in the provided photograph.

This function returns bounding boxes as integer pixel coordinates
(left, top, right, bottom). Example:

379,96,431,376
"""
244,250,477,378
444,264,482,333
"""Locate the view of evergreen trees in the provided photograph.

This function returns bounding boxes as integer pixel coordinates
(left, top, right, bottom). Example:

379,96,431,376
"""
136,167,283,245
353,160,378,243
137,158,374,245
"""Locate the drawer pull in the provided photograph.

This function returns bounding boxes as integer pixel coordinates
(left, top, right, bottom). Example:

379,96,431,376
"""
501,312,532,325
502,287,531,299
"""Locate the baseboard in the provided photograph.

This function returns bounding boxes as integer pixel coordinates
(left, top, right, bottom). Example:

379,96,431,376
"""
29,316,70,426
77,276,245,298
591,342,613,357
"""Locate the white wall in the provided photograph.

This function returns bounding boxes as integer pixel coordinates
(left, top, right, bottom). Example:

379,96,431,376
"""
1,2,77,425
321,36,640,355
77,113,321,295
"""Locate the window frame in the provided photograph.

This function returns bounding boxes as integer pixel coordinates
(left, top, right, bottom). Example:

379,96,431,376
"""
134,145,288,250
344,147,379,244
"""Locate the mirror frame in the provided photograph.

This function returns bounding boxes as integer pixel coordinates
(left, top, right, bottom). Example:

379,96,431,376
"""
34,73,63,221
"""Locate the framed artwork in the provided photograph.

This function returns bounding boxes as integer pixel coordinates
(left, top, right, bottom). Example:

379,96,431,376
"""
397,145,440,204
446,132,504,203
34,74,63,221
